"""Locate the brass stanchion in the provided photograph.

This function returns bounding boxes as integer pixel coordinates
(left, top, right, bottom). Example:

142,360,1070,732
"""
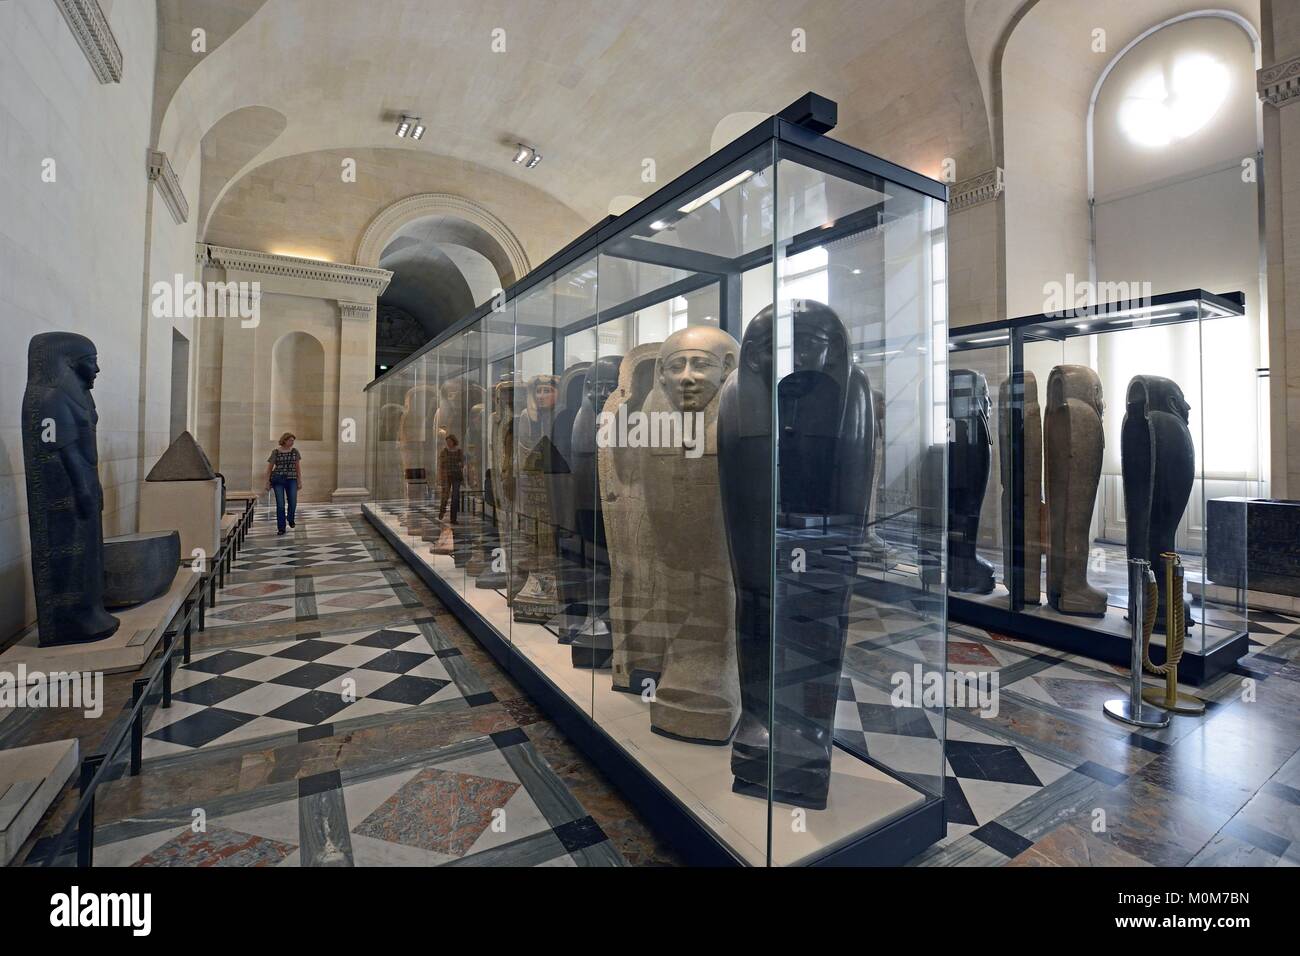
1104,559,1170,728
1140,552,1206,715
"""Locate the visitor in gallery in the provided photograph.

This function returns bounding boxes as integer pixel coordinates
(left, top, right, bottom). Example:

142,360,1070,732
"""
438,433,464,524
265,431,303,535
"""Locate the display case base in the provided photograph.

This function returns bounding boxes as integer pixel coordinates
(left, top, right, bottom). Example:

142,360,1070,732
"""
949,591,1248,686
366,503,945,866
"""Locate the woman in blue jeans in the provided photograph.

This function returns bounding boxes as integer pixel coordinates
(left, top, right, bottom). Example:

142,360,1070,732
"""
265,432,303,535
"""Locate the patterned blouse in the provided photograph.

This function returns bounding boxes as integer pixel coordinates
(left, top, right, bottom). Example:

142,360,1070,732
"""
268,447,301,479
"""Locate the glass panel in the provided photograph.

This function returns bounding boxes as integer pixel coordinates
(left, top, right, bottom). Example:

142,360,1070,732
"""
509,261,594,707
768,142,946,865
474,302,517,646
958,294,1254,682
590,141,776,864
945,337,1013,613
359,129,953,866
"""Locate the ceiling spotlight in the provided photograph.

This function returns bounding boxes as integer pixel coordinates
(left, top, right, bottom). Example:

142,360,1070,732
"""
512,144,542,168
396,114,420,138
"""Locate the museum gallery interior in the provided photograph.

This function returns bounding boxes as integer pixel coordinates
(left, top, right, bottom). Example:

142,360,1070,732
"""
0,0,1299,872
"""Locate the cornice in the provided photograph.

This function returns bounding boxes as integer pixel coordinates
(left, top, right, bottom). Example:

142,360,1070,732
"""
53,0,123,84
1259,53,1300,108
147,150,189,225
198,244,393,294
950,168,1004,214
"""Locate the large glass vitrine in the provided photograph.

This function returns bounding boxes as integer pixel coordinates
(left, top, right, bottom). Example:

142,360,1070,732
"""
364,101,950,865
945,290,1254,684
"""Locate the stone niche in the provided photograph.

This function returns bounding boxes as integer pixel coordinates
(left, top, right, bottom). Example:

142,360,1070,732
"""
139,431,223,564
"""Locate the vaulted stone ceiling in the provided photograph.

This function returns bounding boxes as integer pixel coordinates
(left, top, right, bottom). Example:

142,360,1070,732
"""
161,0,999,233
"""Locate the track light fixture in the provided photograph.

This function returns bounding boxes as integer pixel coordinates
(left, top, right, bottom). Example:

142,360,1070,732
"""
396,114,423,139
513,143,542,168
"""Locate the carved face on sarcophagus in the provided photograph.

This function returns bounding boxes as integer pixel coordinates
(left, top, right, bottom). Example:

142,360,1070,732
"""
657,327,735,413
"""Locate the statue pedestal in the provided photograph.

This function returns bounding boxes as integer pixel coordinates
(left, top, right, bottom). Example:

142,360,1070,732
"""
1,572,197,675
140,477,222,561
0,739,78,865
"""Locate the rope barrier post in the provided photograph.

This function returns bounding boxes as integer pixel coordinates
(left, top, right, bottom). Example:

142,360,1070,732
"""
1103,558,1169,729
1141,554,1207,716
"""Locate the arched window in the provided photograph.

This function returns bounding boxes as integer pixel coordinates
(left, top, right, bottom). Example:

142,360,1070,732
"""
1089,12,1264,487
270,331,326,441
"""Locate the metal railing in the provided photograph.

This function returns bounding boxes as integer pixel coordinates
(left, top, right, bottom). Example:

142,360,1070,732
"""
38,496,257,867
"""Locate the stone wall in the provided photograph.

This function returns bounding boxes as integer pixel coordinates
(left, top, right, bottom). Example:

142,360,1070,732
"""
0,0,161,641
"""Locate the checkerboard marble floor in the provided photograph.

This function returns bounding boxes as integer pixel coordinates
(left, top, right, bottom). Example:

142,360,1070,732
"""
143,621,490,757
834,597,1300,867
14,504,659,867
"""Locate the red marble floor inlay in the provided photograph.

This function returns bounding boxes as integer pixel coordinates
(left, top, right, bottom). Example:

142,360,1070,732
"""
353,767,521,856
132,826,295,867
915,638,1002,668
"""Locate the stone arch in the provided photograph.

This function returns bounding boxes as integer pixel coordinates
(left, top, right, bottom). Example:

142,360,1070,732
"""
355,194,530,280
1085,10,1262,205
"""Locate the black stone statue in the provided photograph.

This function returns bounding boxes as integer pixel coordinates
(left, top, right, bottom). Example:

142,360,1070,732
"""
1121,374,1195,632
948,368,996,593
718,301,874,809
568,355,622,667
22,332,120,646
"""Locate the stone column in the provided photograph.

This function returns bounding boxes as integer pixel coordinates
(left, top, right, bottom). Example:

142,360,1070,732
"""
1260,2,1300,498
333,300,376,502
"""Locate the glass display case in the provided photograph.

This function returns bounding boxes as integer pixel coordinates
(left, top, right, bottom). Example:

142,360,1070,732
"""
946,290,1253,684
364,100,950,865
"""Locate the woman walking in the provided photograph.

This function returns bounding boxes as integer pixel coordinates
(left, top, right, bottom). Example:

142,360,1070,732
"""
265,432,303,535
438,433,464,524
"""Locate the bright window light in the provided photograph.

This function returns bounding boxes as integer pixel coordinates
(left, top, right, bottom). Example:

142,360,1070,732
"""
1118,52,1229,148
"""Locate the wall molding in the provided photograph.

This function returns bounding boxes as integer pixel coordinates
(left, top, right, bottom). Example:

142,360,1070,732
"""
147,149,189,224
950,168,1004,214
339,301,376,321
355,192,530,280
199,244,393,294
1259,53,1300,108
53,0,123,84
